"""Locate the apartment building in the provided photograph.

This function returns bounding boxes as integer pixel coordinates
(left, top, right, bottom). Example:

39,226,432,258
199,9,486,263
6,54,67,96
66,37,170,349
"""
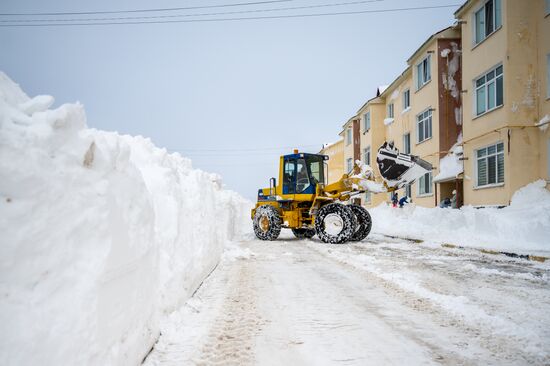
357,87,387,207
455,0,550,206
319,139,344,184
328,0,549,209
371,27,463,208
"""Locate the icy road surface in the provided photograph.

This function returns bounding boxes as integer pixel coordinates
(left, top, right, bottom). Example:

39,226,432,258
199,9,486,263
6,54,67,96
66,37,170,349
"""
144,232,550,365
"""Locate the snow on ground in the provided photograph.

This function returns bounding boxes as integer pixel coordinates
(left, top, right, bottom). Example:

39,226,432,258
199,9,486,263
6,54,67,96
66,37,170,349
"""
145,232,550,365
0,72,251,365
370,180,550,256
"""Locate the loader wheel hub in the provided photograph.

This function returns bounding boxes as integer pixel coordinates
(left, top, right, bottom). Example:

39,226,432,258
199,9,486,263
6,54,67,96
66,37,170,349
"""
323,213,343,235
259,215,270,232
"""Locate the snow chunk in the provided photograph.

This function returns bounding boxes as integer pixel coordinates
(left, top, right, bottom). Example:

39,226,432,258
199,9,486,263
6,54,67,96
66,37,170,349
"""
384,117,394,125
350,160,386,193
433,134,463,183
535,114,549,132
441,42,461,100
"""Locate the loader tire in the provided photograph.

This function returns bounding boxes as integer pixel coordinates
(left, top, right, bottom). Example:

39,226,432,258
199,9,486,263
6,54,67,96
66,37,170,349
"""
253,205,282,241
315,203,357,244
349,204,372,242
291,228,316,239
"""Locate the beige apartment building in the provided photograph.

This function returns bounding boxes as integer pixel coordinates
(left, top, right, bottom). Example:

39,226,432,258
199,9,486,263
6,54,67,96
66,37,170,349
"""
357,87,387,207
319,139,344,184
455,0,550,206
328,0,549,208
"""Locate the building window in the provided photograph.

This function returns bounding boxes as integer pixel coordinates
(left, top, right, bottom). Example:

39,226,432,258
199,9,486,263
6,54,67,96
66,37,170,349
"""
476,142,504,187
365,191,371,203
346,158,353,173
416,109,432,143
364,146,371,166
546,0,550,14
403,89,410,110
475,65,503,116
364,111,371,132
474,0,502,44
387,103,394,118
418,172,433,196
405,184,412,198
416,55,431,90
346,128,352,145
403,133,411,154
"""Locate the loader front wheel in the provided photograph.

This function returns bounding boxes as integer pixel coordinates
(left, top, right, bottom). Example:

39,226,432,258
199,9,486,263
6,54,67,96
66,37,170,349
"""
253,205,282,241
315,203,357,244
349,204,372,242
291,228,316,239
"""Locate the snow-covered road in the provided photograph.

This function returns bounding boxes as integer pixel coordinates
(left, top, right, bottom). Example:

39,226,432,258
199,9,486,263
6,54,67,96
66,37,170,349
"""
144,233,550,366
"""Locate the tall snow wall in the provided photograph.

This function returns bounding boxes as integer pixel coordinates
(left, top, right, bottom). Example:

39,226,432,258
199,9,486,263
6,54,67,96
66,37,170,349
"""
0,72,251,365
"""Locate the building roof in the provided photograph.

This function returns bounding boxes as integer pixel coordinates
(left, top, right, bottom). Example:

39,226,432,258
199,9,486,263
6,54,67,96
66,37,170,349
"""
454,0,474,17
406,26,457,64
378,66,411,99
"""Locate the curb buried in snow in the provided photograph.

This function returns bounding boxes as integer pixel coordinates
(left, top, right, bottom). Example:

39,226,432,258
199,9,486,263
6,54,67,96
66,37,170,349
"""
380,234,549,263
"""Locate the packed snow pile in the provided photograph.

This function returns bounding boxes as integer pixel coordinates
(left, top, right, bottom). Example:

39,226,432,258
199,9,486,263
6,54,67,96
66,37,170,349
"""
0,72,252,366
370,180,550,255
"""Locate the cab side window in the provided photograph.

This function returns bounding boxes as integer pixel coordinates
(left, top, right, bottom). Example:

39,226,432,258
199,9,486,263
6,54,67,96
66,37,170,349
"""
283,159,296,194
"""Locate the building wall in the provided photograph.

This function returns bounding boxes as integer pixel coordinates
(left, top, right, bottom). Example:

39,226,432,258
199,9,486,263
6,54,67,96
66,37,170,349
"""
358,99,387,207
382,72,415,204
536,0,550,182
459,0,549,205
319,139,344,184
341,120,355,176
409,39,442,207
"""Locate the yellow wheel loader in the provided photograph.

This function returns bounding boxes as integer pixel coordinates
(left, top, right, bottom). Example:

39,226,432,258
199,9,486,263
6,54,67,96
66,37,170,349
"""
251,142,432,244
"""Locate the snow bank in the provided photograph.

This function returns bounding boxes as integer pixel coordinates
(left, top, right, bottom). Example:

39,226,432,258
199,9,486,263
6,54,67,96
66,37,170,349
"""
0,72,252,365
370,180,550,255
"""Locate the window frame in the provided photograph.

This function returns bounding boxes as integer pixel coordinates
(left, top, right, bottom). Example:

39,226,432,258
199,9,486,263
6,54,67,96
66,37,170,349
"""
387,103,394,118
403,89,411,111
417,171,433,197
416,108,433,144
474,64,504,117
547,54,550,99
364,111,371,132
475,141,505,188
416,55,431,90
473,0,502,46
346,128,352,146
346,157,353,173
403,132,411,154
363,146,371,166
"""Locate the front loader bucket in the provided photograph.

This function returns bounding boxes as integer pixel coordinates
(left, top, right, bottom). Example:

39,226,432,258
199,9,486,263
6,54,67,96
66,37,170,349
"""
377,142,432,189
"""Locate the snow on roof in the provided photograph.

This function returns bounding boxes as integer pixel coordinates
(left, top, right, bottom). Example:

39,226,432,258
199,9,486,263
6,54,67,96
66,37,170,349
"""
535,114,550,132
433,135,464,183
377,85,389,96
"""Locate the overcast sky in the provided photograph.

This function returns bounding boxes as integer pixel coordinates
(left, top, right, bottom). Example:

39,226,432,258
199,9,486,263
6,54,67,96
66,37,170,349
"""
1,0,458,200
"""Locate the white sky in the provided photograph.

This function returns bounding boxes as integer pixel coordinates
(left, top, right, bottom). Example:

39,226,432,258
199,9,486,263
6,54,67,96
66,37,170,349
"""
0,0,458,200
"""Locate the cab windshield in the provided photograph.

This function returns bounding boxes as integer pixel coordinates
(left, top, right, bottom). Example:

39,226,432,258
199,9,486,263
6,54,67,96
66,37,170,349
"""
284,155,325,194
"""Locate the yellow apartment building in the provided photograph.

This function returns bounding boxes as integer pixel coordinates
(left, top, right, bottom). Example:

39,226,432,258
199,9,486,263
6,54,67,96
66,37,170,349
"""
357,87,388,207
319,139,344,184
455,0,550,206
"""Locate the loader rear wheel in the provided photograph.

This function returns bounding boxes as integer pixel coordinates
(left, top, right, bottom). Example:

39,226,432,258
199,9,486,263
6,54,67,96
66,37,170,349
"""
253,205,282,241
291,228,316,239
315,203,357,244
349,204,372,242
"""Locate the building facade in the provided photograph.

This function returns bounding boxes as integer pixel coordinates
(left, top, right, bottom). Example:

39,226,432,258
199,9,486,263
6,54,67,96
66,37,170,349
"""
319,139,344,184
456,0,550,205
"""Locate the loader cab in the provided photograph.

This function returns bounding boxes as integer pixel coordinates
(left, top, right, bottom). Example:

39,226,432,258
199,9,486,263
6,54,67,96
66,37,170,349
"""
281,153,327,195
